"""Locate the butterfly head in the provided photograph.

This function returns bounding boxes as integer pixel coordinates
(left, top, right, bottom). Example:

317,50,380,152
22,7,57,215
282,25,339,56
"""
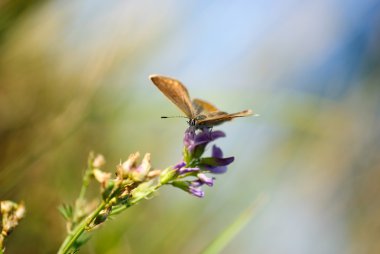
187,118,196,127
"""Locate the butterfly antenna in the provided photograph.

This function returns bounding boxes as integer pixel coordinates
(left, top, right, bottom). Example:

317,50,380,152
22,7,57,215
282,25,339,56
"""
161,115,187,119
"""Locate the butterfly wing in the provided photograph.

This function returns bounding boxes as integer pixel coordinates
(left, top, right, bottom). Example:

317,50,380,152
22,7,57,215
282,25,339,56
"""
192,98,220,115
196,109,253,126
193,98,253,126
150,75,195,118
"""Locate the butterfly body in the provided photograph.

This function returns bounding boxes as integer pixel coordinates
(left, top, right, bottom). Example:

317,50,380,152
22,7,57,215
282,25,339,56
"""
150,75,253,128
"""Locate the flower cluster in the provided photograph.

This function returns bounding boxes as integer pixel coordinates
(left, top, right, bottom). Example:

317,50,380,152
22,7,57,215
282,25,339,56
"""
163,127,234,198
0,200,25,252
96,152,163,207
61,127,234,233
58,126,236,252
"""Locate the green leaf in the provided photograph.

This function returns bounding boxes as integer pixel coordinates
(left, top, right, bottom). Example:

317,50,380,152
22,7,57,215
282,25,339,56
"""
101,180,115,201
58,204,73,221
193,144,206,158
159,167,177,184
200,157,219,166
130,180,156,203
183,147,191,164
171,181,189,192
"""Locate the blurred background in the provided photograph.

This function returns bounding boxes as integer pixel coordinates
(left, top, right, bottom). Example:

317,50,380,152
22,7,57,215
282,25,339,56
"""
1,0,380,253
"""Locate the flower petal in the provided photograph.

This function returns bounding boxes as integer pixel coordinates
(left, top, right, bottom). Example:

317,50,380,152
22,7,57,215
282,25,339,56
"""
212,145,223,158
174,161,186,170
190,180,203,187
205,165,228,174
200,156,235,167
178,167,200,174
121,152,140,173
197,173,214,186
131,153,151,182
195,130,225,145
183,128,226,153
188,186,205,198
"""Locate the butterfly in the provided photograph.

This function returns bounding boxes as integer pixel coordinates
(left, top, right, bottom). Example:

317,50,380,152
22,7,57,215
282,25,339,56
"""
149,74,254,128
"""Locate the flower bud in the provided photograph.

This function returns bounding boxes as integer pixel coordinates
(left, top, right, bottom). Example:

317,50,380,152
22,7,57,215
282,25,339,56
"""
14,202,26,220
93,169,111,185
93,207,111,226
92,154,106,168
171,181,205,198
147,169,161,178
118,152,140,178
188,186,204,198
0,200,25,237
0,201,14,213
197,173,214,187
131,153,151,182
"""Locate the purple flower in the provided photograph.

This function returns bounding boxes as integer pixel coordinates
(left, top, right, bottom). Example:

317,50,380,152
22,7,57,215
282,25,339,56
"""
173,161,200,174
188,186,205,198
171,180,205,198
200,145,234,174
186,173,214,197
197,173,214,186
174,161,186,170
172,127,235,198
184,128,225,153
178,167,200,174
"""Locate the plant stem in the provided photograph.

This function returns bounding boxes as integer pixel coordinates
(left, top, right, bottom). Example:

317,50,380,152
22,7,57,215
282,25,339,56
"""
111,183,162,215
0,235,4,254
58,182,163,253
78,156,94,201
57,202,106,254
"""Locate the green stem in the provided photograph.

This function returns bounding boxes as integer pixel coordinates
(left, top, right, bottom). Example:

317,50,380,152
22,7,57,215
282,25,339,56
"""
111,183,162,215
78,156,94,201
78,171,91,201
58,182,163,252
0,240,4,254
0,235,4,254
58,154,95,253
57,202,106,254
